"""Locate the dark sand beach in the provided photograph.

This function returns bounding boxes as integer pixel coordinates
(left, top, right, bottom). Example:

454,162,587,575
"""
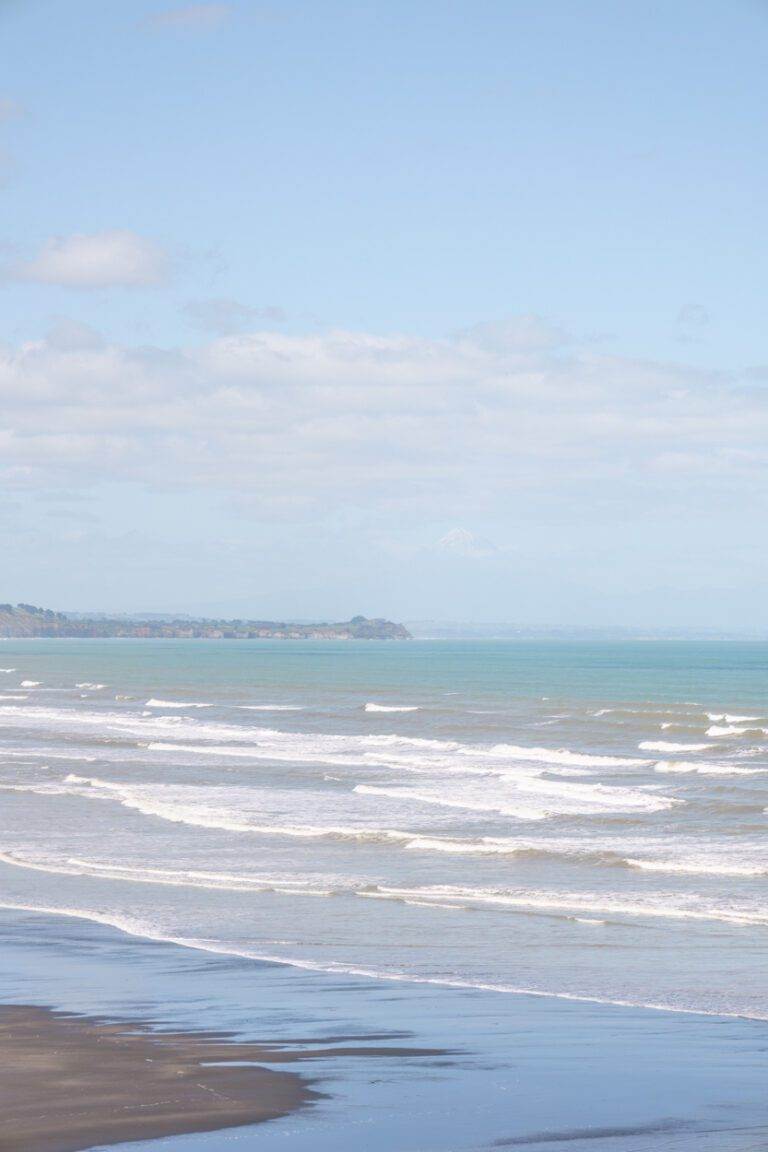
0,1005,313,1152
0,1001,451,1152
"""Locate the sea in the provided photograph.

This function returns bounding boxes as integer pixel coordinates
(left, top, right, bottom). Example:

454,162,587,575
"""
1,637,766,1024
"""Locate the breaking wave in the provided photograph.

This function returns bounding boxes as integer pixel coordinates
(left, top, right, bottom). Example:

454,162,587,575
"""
654,760,767,777
638,741,713,753
365,703,420,713
145,699,213,708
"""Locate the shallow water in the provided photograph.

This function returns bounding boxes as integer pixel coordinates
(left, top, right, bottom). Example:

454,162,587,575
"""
2,908,768,1152
0,639,766,1018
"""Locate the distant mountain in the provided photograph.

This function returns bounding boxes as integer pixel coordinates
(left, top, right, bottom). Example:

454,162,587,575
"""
435,528,497,557
0,604,411,641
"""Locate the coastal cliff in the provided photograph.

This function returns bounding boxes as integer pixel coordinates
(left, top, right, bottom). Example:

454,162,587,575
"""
0,605,411,640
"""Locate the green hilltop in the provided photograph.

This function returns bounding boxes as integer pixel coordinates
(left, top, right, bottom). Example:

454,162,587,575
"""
0,604,411,641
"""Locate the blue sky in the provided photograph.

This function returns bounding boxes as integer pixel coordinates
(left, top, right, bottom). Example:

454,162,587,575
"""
2,0,768,624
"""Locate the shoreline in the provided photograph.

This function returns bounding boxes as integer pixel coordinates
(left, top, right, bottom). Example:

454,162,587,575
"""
1,897,764,1025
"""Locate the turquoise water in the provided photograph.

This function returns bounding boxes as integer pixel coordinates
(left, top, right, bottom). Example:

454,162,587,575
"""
0,639,766,1018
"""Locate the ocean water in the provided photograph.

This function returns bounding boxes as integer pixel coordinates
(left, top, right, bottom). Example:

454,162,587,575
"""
0,638,767,1020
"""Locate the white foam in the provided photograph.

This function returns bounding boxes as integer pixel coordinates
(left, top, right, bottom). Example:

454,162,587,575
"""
626,857,767,878
363,734,460,751
1,898,763,1021
0,669,16,673
43,775,432,841
706,714,761,723
60,774,261,832
0,851,347,896
400,834,610,865
20,681,40,688
365,703,420,713
145,740,360,770
0,782,77,797
3,749,99,762
239,705,304,711
400,834,623,864
639,741,714,752
75,683,107,690
147,741,279,759
0,695,28,701
654,760,767,777
401,833,768,878
51,750,679,830
477,744,648,769
354,776,678,819
24,768,674,840
355,783,550,820
364,883,768,927
706,724,766,737
145,698,213,708
8,789,753,878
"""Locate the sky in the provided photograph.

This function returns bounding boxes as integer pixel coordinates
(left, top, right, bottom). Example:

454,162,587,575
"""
2,0,768,625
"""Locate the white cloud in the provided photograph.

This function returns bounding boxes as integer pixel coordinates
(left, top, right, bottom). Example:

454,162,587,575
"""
458,314,569,353
12,230,169,289
44,319,108,352
0,319,766,520
184,297,286,335
146,4,233,30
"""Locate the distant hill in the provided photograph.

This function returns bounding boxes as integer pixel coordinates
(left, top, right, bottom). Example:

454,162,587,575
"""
0,604,411,641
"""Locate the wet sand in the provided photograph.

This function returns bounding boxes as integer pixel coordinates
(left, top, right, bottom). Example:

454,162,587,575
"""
0,1004,314,1152
0,1004,447,1152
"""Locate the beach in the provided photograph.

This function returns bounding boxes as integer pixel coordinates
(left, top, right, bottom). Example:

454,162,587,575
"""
1,638,768,1148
